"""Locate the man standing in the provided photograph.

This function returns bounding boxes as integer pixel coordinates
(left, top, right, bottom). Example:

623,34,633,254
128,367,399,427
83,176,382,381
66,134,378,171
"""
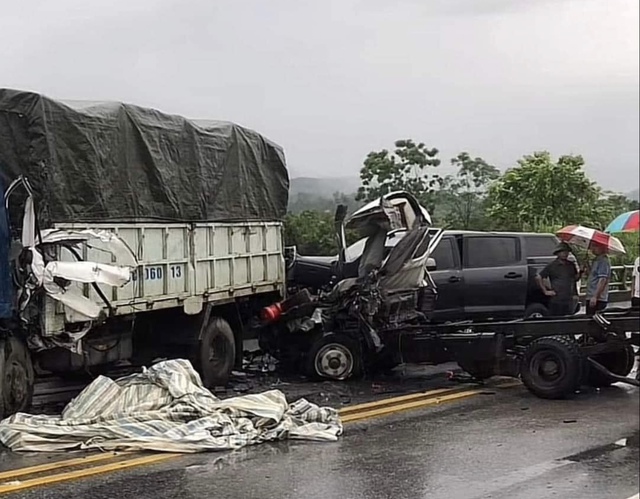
632,255,639,309
536,242,580,316
585,243,611,315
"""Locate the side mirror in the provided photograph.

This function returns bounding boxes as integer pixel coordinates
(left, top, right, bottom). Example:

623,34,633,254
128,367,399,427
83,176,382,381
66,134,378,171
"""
426,257,437,271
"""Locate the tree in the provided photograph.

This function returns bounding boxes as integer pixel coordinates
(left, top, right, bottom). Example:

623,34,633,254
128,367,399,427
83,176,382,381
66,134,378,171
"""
356,139,442,211
284,211,339,255
596,193,639,228
486,152,603,232
438,152,500,230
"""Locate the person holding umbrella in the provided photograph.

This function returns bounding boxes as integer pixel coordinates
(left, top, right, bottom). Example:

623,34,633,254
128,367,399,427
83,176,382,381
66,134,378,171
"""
584,242,612,315
535,242,581,316
632,254,639,309
556,225,626,315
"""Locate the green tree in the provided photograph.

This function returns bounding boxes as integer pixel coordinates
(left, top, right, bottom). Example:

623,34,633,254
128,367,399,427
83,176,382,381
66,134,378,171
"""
596,193,639,228
356,139,442,211
438,152,500,230
486,152,603,231
284,211,339,255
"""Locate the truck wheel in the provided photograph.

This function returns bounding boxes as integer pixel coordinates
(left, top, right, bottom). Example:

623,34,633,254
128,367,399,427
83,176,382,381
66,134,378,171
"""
586,345,635,388
520,336,584,399
456,359,495,380
0,336,35,419
524,303,549,318
199,318,236,388
305,334,362,381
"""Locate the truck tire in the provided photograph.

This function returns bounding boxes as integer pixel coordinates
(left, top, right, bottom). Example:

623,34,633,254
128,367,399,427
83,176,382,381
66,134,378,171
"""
199,318,236,388
586,344,635,388
456,359,496,380
0,336,35,419
524,303,549,318
305,333,362,381
520,336,584,399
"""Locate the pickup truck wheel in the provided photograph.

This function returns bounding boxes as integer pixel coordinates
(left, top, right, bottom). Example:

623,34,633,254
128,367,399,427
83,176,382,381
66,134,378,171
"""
520,336,584,399
524,303,549,318
199,318,236,388
0,336,35,419
306,334,362,381
586,344,635,388
456,359,495,381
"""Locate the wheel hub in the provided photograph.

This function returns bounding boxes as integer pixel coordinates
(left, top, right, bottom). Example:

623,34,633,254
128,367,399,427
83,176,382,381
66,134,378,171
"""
315,343,354,380
541,359,559,377
531,351,565,384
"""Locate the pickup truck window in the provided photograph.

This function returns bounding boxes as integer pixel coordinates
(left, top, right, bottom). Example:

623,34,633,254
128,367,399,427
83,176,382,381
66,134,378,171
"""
465,237,519,268
431,238,456,270
524,235,558,257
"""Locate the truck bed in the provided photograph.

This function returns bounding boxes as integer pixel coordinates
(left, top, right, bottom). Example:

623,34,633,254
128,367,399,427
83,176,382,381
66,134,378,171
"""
44,222,285,335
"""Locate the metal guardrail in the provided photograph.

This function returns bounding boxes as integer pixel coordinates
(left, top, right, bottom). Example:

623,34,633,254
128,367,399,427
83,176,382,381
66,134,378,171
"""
578,264,634,303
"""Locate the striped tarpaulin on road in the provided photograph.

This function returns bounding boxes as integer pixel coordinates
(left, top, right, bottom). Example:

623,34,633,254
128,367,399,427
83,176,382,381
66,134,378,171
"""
0,359,342,453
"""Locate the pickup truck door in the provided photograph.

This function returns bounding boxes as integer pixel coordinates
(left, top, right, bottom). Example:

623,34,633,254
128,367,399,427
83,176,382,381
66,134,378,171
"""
428,235,464,322
461,235,528,319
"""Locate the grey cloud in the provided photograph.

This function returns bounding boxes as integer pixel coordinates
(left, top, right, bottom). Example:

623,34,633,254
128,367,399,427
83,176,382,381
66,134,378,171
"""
0,0,638,192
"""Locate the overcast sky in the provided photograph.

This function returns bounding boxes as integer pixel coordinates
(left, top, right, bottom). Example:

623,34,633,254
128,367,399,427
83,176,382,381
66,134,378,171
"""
1,0,638,193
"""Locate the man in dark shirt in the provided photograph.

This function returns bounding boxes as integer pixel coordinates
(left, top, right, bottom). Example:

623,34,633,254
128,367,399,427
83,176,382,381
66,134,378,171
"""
536,242,581,316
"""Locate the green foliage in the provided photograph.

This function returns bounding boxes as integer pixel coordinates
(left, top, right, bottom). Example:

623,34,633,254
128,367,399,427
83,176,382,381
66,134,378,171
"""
284,211,339,255
486,152,604,232
437,152,500,230
356,139,442,211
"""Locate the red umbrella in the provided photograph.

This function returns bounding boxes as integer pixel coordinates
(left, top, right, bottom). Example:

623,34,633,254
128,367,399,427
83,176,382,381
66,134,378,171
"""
556,225,626,255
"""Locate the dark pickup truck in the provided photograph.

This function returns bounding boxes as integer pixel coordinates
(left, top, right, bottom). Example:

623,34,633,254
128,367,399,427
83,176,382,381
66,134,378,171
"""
287,230,574,322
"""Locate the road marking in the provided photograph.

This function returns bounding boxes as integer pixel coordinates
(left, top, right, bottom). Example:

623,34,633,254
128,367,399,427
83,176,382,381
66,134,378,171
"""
0,452,127,482
339,386,458,416
0,453,179,494
341,388,484,423
341,379,521,424
625,494,639,499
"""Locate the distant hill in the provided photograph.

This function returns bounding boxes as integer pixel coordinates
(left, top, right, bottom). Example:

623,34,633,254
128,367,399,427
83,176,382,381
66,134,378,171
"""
628,189,639,201
290,176,360,197
288,176,360,214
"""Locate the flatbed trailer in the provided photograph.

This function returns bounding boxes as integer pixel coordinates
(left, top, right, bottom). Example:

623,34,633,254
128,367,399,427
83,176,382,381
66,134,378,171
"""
408,308,640,399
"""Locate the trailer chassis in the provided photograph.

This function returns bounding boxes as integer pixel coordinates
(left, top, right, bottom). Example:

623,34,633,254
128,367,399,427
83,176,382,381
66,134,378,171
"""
410,307,640,399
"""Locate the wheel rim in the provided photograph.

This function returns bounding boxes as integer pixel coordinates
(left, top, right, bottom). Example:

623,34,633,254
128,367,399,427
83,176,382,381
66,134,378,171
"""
529,312,544,318
314,343,354,380
529,349,566,387
5,359,29,413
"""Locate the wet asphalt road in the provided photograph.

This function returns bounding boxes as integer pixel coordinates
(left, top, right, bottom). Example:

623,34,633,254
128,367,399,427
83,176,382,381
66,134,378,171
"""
3,376,638,499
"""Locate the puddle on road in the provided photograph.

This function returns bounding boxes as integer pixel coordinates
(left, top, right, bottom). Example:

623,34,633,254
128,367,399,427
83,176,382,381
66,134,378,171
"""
565,431,639,463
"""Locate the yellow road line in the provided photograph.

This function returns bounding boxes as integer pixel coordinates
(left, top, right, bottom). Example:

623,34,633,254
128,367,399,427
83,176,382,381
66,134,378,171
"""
341,389,483,423
0,453,179,494
0,452,127,481
339,387,460,416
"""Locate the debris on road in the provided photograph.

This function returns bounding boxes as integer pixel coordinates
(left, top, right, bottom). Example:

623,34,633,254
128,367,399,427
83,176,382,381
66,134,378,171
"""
0,359,342,453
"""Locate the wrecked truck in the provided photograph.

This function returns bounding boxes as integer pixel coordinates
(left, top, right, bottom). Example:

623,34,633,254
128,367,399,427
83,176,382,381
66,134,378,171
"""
0,89,288,417
259,192,446,380
260,193,640,400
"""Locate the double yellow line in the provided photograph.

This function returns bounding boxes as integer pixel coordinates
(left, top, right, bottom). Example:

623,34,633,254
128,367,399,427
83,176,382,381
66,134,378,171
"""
0,379,520,494
0,452,179,494
339,379,520,423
